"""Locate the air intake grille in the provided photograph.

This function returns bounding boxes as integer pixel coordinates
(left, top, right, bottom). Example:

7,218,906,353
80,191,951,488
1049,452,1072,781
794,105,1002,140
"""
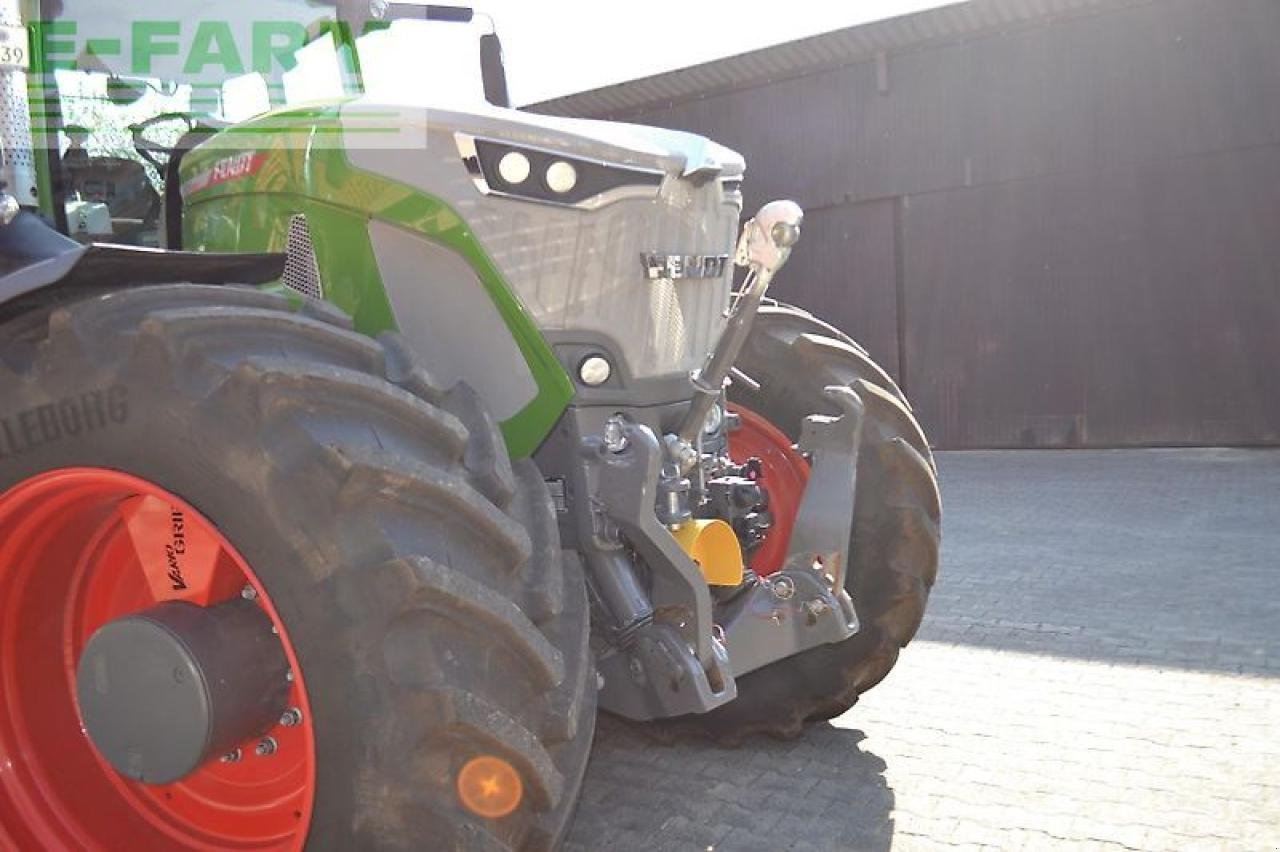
282,214,323,300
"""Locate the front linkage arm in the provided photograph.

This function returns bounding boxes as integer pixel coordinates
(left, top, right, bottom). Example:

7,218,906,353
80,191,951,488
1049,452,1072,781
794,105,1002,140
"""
579,420,738,721
675,200,804,448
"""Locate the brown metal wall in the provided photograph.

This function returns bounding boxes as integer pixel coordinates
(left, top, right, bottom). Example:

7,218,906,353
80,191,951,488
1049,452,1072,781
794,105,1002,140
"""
575,0,1280,447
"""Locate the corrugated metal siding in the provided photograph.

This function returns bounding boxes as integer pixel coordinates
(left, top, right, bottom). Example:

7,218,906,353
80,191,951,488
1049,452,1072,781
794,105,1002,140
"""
538,0,1280,447
904,143,1280,447
575,0,1280,213
780,200,902,381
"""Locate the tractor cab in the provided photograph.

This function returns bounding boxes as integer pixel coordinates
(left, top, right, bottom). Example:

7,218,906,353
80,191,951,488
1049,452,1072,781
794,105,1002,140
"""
11,2,509,247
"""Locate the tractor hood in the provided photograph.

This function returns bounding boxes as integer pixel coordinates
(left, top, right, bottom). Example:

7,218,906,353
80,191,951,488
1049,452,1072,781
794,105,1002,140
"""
180,98,747,455
339,99,746,181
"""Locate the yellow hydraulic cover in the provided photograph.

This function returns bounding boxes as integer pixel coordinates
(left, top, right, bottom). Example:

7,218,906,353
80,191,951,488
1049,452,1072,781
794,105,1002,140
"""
671,519,745,587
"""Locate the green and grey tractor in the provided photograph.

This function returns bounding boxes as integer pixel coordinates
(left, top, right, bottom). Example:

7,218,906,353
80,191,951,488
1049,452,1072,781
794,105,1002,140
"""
0,2,940,848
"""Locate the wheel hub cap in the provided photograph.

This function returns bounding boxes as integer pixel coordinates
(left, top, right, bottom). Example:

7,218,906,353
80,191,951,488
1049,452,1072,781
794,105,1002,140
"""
77,599,289,785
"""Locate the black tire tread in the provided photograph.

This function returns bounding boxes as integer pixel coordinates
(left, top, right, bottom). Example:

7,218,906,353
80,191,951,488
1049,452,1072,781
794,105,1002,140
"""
0,284,594,851
748,302,906,407
695,303,941,741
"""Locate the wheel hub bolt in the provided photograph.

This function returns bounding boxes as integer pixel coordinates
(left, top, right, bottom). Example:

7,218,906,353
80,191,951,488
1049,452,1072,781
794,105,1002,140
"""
255,736,278,757
220,748,242,763
279,707,303,727
241,585,258,601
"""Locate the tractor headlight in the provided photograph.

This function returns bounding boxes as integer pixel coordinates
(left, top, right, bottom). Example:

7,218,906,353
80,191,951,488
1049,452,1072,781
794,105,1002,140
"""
545,161,578,195
456,134,663,209
497,151,531,185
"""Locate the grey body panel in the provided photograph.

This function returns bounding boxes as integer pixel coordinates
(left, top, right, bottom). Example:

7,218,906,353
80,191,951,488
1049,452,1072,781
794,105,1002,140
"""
369,219,537,421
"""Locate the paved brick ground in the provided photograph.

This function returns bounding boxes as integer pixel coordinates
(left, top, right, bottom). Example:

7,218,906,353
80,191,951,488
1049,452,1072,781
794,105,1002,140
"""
565,449,1280,851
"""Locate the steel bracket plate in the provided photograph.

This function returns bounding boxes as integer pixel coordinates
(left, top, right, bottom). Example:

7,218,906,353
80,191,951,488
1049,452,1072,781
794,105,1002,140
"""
715,385,864,677
573,415,737,720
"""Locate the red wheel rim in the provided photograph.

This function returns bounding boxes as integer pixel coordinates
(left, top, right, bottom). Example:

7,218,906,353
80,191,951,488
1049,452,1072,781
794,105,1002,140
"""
0,468,315,850
727,404,810,577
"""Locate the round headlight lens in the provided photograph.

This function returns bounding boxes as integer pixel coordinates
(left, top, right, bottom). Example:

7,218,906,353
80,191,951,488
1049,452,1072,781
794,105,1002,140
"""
578,355,612,387
545,161,578,194
498,151,531,185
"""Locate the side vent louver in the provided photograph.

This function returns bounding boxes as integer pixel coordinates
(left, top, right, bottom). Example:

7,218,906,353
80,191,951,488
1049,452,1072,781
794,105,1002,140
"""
282,214,323,300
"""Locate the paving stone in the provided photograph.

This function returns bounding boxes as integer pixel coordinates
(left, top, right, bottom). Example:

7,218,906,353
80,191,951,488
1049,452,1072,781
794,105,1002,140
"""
564,450,1280,851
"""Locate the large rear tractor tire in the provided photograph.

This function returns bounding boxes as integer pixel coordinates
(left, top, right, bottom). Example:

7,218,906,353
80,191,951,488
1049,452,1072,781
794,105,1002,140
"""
0,285,594,851
699,302,941,740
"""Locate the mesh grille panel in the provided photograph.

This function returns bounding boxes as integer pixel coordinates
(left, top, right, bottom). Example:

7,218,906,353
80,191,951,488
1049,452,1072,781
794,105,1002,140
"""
1,84,36,170
0,0,32,168
282,214,324,300
0,2,37,202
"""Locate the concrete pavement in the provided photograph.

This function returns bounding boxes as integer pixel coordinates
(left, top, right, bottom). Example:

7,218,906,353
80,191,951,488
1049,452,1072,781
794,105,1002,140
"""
565,449,1280,851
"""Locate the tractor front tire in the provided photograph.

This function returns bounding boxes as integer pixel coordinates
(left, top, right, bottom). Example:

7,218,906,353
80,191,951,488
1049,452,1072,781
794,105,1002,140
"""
707,302,942,739
0,285,593,851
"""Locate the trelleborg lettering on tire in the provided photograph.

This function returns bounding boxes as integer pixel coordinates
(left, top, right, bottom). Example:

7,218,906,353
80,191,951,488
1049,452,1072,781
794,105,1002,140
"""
0,385,129,458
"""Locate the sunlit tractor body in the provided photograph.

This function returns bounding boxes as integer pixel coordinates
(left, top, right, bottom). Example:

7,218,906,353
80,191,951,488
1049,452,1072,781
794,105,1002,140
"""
0,7,939,850
176,101,873,719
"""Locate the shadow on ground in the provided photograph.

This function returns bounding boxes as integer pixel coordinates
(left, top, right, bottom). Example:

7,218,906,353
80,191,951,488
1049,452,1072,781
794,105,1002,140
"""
565,713,894,852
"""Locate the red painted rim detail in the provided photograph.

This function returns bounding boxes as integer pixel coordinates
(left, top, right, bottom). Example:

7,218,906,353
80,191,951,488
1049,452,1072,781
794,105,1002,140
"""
727,405,811,577
0,469,315,850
